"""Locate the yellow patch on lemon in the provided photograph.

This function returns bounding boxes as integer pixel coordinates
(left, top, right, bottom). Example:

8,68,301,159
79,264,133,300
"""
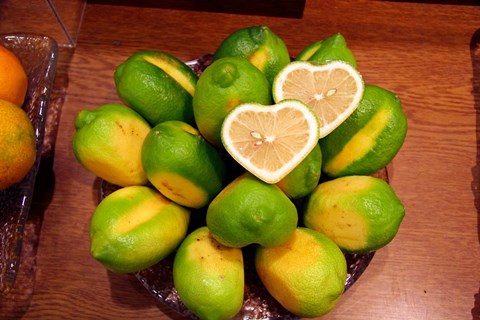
221,100,319,184
255,227,347,318
148,172,208,209
143,55,195,96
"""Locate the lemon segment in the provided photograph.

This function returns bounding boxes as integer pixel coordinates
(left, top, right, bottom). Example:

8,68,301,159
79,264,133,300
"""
221,100,320,184
273,60,364,138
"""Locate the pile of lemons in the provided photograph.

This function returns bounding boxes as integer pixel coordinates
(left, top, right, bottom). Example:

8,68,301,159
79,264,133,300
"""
0,45,36,192
73,26,407,319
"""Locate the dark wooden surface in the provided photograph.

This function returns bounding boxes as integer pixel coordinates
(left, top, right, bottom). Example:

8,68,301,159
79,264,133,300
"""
1,0,480,319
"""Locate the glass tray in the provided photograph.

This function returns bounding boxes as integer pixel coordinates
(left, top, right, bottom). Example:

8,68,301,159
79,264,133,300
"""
0,34,58,296
98,53,387,319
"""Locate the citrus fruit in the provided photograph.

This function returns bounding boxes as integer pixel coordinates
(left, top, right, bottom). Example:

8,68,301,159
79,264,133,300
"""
221,100,319,184
0,45,28,106
296,33,357,68
255,227,347,318
173,226,244,320
320,84,408,177
90,185,190,273
141,120,227,209
303,175,405,253
206,173,298,248
273,60,364,138
114,50,198,126
276,142,322,199
193,56,272,147
0,99,36,191
213,25,291,85
72,103,151,187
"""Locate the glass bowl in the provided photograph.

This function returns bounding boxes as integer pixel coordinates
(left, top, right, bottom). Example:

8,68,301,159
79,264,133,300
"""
0,34,58,296
99,53,387,319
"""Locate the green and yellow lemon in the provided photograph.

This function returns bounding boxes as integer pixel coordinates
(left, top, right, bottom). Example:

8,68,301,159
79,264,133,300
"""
173,226,244,320
141,120,227,209
90,185,190,273
303,175,405,253
114,50,198,126
72,103,151,187
213,25,291,85
206,173,298,248
320,84,408,177
255,227,347,318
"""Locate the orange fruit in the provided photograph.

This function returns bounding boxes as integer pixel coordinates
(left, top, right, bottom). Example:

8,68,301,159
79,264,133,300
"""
0,99,36,190
0,45,28,106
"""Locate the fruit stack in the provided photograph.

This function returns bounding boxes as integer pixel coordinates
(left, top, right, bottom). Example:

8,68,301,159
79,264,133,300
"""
0,45,36,192
73,25,407,319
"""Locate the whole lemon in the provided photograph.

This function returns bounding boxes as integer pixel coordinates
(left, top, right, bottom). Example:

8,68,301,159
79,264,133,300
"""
72,103,151,187
206,173,298,248
90,185,190,273
255,227,347,318
193,56,272,147
213,25,291,85
141,120,227,209
173,226,244,320
0,99,36,191
303,175,405,253
320,84,408,177
114,51,198,126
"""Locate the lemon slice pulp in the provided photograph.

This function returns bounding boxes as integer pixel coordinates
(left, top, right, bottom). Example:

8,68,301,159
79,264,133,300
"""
273,61,364,138
221,100,319,184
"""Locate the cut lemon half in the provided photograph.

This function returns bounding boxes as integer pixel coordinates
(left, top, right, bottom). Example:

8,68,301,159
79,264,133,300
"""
273,61,364,138
221,100,320,184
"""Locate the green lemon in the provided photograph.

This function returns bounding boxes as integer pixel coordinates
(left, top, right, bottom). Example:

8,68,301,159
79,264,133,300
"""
206,173,298,248
213,25,291,85
255,227,347,318
114,50,198,126
141,120,227,209
72,103,151,187
276,143,322,199
296,33,357,68
320,84,408,178
173,226,244,320
90,185,190,273
303,175,405,253
193,56,272,147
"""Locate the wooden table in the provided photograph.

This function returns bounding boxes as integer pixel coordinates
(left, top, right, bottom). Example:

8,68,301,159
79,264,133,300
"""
1,0,480,319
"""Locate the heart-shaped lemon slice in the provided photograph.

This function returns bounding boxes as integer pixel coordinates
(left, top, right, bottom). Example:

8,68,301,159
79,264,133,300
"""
221,100,320,184
273,60,364,138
